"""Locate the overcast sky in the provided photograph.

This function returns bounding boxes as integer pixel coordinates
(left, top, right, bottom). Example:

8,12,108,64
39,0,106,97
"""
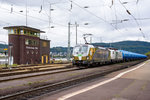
0,0,150,47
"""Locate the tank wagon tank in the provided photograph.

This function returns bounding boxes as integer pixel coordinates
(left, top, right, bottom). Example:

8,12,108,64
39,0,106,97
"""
72,44,147,67
119,50,147,61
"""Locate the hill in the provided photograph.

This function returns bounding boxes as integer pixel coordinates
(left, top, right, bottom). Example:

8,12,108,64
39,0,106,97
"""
50,47,72,53
50,41,150,55
0,44,8,53
92,41,150,54
0,41,149,54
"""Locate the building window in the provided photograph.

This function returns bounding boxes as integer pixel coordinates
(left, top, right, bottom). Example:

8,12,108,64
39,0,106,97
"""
20,30,39,37
27,30,29,34
8,29,14,34
27,51,29,54
37,33,40,37
8,29,11,34
20,30,23,34
42,41,47,47
29,40,32,45
30,32,33,35
25,39,29,45
34,41,36,45
14,29,17,34
25,39,38,46
11,29,13,34
17,29,20,34
24,30,26,34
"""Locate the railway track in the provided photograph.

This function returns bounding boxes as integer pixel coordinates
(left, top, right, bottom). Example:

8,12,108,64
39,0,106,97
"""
0,64,72,77
0,67,78,83
0,63,71,73
0,60,145,100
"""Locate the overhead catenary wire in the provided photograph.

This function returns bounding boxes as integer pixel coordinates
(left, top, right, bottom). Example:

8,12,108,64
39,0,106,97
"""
0,0,119,32
0,6,69,31
118,0,145,38
0,0,95,31
0,0,147,40
68,0,119,31
41,0,95,35
67,0,132,44
0,0,133,43
0,2,76,30
113,0,118,29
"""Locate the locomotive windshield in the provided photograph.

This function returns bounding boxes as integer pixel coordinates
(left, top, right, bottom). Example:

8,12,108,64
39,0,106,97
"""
73,45,89,56
81,46,88,52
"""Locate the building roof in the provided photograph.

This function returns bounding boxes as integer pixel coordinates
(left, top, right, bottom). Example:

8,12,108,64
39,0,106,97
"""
3,26,45,33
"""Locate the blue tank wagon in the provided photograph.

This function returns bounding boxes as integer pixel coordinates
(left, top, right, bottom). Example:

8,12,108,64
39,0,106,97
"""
119,50,147,61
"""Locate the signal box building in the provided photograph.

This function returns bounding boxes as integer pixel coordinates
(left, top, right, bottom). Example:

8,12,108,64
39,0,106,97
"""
3,26,50,65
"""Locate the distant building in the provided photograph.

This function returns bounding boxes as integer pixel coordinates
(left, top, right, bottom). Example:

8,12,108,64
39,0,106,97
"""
3,26,50,65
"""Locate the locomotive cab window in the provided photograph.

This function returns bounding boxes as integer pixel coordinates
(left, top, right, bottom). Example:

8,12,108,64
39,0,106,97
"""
73,46,88,53
73,45,89,56
81,46,88,52
73,46,80,54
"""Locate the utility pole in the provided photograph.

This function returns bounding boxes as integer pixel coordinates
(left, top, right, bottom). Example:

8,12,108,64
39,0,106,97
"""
26,0,27,26
67,22,71,61
48,3,55,29
75,22,79,45
49,4,51,28
67,22,79,61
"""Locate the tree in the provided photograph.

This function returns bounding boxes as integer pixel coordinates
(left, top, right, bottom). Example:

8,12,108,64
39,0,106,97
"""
145,52,150,59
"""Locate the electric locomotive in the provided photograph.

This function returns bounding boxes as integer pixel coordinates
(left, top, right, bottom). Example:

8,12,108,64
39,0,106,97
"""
72,44,112,66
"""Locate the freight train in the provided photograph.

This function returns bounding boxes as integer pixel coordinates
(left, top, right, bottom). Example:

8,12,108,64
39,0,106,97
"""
72,44,147,67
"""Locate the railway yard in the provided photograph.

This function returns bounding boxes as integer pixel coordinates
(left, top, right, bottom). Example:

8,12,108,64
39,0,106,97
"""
0,60,147,100
0,0,150,100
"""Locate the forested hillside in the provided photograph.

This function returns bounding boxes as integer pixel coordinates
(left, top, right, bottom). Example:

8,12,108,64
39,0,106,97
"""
51,41,150,54
0,41,150,54
93,41,150,54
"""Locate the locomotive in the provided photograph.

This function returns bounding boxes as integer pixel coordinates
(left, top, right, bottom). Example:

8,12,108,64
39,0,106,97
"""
72,44,147,67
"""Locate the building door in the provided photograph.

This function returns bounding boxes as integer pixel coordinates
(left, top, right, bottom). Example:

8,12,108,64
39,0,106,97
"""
41,55,48,64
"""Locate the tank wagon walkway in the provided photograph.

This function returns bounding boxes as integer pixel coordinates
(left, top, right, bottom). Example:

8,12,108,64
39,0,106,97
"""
37,60,150,100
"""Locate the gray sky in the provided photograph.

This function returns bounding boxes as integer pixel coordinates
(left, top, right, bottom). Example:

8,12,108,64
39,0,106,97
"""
0,0,150,47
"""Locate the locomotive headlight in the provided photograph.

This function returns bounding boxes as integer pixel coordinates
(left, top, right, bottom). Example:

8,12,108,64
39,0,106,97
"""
87,56,89,60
